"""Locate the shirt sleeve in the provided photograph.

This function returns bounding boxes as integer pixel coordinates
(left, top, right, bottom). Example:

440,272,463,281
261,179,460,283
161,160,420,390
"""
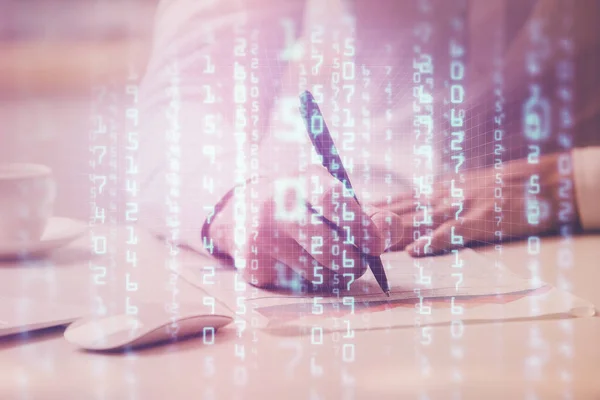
135,0,303,255
573,146,600,231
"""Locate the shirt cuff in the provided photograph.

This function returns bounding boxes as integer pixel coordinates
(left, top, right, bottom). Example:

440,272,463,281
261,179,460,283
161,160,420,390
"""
137,168,236,257
573,146,600,230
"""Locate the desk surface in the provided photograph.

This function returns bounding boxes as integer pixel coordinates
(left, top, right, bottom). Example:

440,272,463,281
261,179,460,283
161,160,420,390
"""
0,231,599,400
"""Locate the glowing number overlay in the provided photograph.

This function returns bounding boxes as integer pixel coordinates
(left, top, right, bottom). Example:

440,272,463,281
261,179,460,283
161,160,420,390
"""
274,178,307,221
310,114,323,136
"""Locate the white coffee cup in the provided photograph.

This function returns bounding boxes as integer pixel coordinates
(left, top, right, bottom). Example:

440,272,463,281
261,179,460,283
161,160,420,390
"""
0,163,57,244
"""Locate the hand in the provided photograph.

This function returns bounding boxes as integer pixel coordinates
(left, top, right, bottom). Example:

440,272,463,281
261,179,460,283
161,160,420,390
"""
374,153,577,257
209,166,403,291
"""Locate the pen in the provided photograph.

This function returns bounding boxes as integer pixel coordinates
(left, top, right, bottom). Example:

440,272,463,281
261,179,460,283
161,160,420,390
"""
299,90,391,297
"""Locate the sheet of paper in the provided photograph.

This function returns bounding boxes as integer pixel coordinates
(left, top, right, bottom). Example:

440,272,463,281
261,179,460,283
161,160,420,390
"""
174,249,595,331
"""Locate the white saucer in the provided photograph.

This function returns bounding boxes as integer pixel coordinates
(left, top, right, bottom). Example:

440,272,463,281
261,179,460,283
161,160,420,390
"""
0,217,88,260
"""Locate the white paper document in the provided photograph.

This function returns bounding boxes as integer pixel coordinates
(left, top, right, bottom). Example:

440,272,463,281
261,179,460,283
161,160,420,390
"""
174,249,596,332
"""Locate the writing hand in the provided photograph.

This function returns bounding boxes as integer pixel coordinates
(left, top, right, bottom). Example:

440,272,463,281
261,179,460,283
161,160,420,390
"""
209,166,403,291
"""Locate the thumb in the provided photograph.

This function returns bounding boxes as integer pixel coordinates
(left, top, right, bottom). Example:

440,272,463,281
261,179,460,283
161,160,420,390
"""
369,209,404,251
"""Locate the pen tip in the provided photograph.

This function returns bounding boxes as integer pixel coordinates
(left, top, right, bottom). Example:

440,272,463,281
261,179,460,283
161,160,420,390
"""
385,291,390,297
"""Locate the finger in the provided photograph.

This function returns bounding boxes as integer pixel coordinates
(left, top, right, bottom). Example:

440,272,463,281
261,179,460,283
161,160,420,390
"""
272,249,344,291
405,219,472,257
370,199,416,214
242,220,298,288
318,184,384,255
258,195,364,285
241,256,295,288
398,201,456,231
398,211,436,230
243,231,335,290
369,209,404,251
282,212,367,278
245,198,306,288
369,190,416,209
430,203,460,227
393,210,439,253
243,243,346,292
263,198,367,286
268,233,339,286
388,199,422,215
319,226,368,278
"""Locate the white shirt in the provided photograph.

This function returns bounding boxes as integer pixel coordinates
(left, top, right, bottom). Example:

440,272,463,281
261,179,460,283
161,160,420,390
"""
136,0,600,256
573,147,600,230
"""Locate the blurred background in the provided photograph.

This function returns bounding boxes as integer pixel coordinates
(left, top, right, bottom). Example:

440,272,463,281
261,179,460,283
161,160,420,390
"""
0,0,158,220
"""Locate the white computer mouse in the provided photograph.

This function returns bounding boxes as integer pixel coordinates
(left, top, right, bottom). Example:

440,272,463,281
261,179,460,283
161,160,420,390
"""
64,304,233,351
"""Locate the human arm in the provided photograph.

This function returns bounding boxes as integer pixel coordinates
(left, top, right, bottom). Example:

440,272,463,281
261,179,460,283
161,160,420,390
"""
135,0,301,255
380,147,600,257
573,146,600,230
135,0,403,291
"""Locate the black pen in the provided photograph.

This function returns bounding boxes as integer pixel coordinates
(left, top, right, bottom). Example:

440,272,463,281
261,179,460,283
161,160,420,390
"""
299,90,391,297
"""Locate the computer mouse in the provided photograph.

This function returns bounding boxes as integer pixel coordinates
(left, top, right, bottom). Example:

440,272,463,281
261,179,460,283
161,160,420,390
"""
64,304,233,351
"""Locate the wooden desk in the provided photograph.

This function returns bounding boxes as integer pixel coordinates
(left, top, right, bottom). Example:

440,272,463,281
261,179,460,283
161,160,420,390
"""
0,230,598,399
